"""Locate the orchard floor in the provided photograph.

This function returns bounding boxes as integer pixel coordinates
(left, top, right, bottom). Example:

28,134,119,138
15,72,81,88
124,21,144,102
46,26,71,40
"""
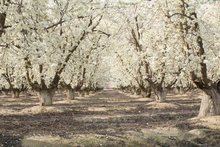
1,90,220,147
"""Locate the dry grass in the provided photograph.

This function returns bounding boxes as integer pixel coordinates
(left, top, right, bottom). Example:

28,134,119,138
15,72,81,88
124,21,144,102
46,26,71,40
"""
146,101,180,109
189,116,220,130
2,90,220,146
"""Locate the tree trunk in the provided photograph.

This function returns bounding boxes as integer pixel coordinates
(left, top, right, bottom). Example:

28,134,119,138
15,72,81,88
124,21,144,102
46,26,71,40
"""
140,90,146,97
2,90,9,95
66,88,75,100
198,88,220,117
141,88,151,97
89,91,95,94
135,88,141,95
131,88,136,95
85,90,90,95
12,90,20,98
37,89,55,106
174,87,179,94
155,90,167,103
78,91,85,97
147,88,152,97
0,13,6,37
81,91,85,97
179,87,185,94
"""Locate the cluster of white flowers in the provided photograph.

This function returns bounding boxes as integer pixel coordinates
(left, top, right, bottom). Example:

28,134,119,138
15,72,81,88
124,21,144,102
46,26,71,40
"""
0,0,110,91
0,0,219,91
108,0,220,89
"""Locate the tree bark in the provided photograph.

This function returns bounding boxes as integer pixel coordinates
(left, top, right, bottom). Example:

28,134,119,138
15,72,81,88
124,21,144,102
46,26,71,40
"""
81,91,85,97
37,89,55,106
78,90,85,97
66,88,75,100
155,90,167,103
85,90,90,95
89,91,95,94
131,88,136,95
135,88,141,95
198,88,220,117
0,13,6,37
178,87,184,94
2,89,9,95
140,88,151,97
12,90,20,98
141,91,149,97
174,87,179,94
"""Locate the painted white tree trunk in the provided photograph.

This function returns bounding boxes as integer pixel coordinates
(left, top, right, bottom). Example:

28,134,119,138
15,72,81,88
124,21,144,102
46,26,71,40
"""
174,88,179,94
155,90,167,103
198,88,220,117
66,89,75,100
37,90,55,106
80,91,85,97
141,91,147,97
135,89,141,95
86,91,90,95
179,87,185,94
141,89,151,98
3,91,9,95
131,88,135,95
12,90,20,98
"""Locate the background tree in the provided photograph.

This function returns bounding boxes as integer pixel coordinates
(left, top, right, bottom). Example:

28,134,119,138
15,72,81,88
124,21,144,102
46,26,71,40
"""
165,0,220,117
1,0,106,106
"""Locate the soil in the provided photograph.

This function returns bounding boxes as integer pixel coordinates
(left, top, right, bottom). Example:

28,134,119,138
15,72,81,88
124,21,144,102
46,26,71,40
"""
0,90,220,147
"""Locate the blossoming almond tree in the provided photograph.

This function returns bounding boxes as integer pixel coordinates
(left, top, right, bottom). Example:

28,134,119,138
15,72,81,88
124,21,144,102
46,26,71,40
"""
0,52,27,98
165,0,220,117
112,1,181,102
1,0,106,106
60,34,108,99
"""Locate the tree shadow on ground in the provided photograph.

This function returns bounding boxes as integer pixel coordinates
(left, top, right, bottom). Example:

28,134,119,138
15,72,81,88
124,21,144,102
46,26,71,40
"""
0,90,218,147
0,133,22,147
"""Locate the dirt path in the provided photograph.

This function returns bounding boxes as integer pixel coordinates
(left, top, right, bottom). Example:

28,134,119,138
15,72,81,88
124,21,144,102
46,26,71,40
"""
1,90,220,146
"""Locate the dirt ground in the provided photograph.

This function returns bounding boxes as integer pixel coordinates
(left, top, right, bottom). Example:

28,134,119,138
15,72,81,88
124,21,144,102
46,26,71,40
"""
1,90,220,147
